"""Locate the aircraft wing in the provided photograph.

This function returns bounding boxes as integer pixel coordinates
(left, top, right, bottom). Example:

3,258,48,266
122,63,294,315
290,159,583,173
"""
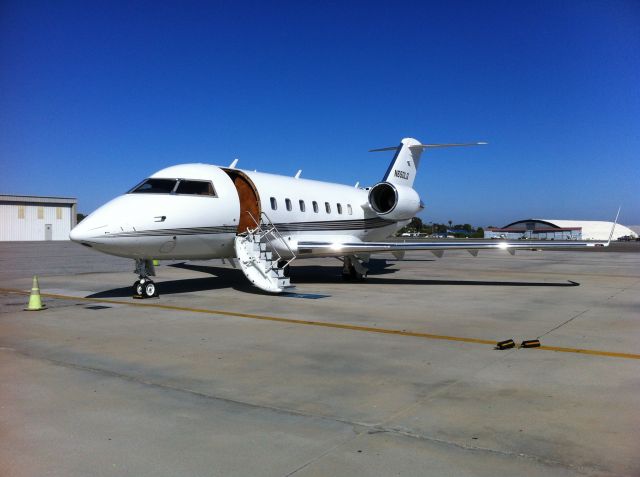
296,239,607,257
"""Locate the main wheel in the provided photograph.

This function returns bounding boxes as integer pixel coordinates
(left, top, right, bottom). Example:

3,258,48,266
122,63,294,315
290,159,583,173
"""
134,280,143,296
350,267,366,281
143,280,156,298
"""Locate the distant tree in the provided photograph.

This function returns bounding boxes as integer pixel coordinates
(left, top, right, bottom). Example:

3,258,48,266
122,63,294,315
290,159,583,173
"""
409,217,423,232
448,220,452,230
76,213,87,223
471,227,485,238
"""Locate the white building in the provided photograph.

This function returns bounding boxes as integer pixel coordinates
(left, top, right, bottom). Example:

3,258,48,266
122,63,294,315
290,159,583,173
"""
485,219,638,241
0,195,77,241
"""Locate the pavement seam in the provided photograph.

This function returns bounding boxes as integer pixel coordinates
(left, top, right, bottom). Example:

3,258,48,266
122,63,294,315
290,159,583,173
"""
365,426,606,476
283,432,360,477
374,348,523,432
538,277,640,339
537,309,591,338
4,347,604,476
4,346,376,427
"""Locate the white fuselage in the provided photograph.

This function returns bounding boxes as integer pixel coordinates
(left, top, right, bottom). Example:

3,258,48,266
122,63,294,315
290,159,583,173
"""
70,163,406,260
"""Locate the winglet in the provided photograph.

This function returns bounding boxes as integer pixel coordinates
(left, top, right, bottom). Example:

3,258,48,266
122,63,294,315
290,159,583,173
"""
229,158,239,168
606,206,621,246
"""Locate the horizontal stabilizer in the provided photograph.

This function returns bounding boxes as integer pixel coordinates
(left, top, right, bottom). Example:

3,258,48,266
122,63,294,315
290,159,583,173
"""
369,142,487,152
410,142,487,150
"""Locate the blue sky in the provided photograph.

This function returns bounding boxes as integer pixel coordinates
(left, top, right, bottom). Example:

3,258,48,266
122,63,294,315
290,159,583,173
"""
1,0,638,226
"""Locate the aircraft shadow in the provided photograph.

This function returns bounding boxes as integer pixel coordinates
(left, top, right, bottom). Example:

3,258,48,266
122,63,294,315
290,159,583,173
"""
169,262,579,288
87,264,256,298
387,259,437,262
363,278,580,287
87,260,579,298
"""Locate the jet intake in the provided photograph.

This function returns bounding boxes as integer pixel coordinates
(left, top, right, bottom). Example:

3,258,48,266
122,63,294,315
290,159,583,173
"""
368,182,422,221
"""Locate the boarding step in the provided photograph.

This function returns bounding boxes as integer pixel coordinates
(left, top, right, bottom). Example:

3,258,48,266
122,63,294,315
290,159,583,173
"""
234,235,293,293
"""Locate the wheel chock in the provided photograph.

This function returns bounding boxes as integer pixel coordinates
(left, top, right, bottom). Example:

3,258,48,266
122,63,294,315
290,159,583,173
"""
520,339,541,348
495,339,515,350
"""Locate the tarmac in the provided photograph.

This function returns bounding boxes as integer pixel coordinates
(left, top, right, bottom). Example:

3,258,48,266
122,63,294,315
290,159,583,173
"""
0,241,639,477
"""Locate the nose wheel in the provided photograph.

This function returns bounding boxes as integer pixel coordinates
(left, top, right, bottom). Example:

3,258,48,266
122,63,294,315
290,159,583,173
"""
133,259,159,298
134,278,158,298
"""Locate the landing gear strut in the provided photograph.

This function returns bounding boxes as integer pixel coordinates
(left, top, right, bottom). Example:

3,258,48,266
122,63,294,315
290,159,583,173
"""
133,259,158,298
342,255,369,281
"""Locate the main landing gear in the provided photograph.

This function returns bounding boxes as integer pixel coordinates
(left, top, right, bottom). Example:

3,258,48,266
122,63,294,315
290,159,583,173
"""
133,259,158,298
341,255,369,281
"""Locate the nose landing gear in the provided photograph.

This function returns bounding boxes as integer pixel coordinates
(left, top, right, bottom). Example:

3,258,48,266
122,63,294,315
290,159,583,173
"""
133,259,158,298
133,278,157,298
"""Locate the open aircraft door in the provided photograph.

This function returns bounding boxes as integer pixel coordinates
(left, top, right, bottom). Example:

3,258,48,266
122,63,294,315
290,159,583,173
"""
223,169,261,233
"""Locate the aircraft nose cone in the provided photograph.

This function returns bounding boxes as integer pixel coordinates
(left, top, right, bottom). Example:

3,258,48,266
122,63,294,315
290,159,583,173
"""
69,221,90,242
69,224,85,242
69,213,109,243
69,195,134,246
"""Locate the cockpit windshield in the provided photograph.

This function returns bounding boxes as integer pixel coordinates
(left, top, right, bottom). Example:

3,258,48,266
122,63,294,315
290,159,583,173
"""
175,180,216,196
128,178,216,196
129,178,177,194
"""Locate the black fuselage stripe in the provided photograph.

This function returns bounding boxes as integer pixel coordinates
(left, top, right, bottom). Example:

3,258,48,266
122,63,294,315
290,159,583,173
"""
103,218,397,238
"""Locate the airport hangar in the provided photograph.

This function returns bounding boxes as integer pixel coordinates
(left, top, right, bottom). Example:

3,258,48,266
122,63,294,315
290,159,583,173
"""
485,219,638,241
0,194,77,241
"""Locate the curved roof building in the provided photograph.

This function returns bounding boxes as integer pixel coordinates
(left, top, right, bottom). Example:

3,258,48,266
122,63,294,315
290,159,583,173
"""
485,219,638,241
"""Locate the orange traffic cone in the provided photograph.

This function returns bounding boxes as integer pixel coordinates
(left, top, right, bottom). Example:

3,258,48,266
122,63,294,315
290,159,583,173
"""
24,275,46,311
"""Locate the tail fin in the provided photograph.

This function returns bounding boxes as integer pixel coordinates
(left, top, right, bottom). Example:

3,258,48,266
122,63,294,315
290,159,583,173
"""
370,138,487,188
372,138,423,188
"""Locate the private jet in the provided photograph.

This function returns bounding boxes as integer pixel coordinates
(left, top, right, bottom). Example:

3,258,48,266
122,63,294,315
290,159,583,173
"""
70,138,607,297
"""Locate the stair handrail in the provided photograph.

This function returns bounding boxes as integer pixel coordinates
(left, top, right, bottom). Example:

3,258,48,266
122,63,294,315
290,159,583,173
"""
244,210,296,268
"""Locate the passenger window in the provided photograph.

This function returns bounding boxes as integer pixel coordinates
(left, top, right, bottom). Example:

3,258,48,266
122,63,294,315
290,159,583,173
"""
285,198,292,211
312,201,319,213
270,197,277,210
325,202,331,214
347,204,353,215
175,180,216,196
299,200,306,212
337,203,343,214
130,178,177,194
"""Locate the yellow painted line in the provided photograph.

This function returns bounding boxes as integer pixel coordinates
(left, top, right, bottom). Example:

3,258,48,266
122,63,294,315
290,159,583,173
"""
2,287,639,360
537,346,640,360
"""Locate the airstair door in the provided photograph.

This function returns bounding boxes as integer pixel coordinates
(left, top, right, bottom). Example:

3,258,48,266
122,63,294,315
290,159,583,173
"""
223,170,261,233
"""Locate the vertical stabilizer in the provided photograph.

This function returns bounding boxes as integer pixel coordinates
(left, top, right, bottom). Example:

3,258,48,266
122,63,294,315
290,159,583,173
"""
370,138,486,188
380,137,423,188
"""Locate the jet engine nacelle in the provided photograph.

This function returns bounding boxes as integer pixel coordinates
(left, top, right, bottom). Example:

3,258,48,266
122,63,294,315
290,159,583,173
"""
367,182,422,221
